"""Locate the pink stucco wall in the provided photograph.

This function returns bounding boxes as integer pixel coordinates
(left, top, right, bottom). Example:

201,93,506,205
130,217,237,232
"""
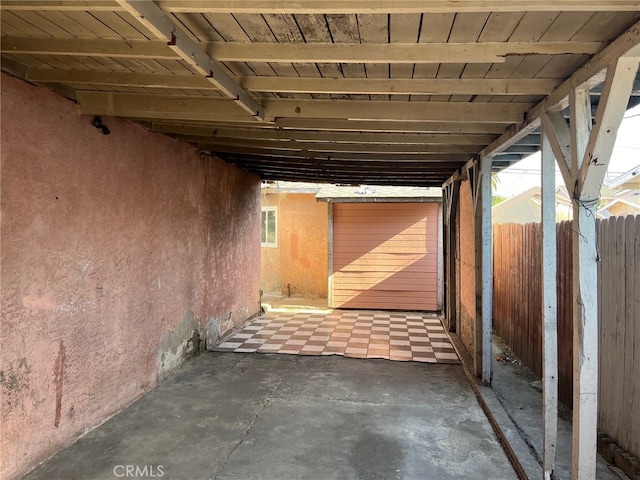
0,73,261,480
260,192,328,298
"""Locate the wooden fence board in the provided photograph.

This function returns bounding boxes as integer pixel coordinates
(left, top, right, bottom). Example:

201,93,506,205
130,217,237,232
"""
613,216,626,443
622,215,637,454
492,216,640,460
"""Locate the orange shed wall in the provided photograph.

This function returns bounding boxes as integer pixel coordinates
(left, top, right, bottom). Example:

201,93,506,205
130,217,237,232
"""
260,192,328,298
1,74,261,480
458,179,476,356
331,202,440,311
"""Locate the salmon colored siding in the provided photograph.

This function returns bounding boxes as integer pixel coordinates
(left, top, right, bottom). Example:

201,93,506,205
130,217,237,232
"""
331,203,440,310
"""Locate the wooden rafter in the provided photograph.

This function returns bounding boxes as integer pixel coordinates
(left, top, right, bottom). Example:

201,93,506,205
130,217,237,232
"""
183,136,482,154
273,119,507,134
77,92,530,123
262,99,530,123
0,36,605,64
151,124,497,145
76,91,256,122
3,0,639,13
23,68,560,96
240,77,559,96
203,145,473,162
208,42,605,64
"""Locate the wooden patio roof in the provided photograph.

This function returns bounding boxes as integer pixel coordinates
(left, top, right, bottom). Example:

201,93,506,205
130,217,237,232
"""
2,1,640,186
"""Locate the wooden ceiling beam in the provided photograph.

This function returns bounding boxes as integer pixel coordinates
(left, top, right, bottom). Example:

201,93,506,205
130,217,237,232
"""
273,119,507,134
256,173,441,187
0,36,176,59
76,92,529,123
4,0,638,13
76,91,258,122
209,42,604,64
0,1,120,10
263,99,530,123
23,68,560,96
151,123,496,144
224,162,463,173
157,1,640,13
240,76,560,96
187,136,482,154
205,144,473,162
0,37,604,64
150,119,506,134
114,1,264,118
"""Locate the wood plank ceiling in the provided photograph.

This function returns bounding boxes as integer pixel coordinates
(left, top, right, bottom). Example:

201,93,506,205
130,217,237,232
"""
2,1,640,186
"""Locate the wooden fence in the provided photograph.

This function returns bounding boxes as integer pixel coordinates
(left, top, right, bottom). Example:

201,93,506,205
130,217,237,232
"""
492,215,640,460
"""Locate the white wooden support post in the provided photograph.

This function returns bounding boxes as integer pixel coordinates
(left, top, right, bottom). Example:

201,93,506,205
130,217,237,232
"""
570,176,599,480
568,86,598,480
480,156,493,385
541,129,558,480
569,57,639,480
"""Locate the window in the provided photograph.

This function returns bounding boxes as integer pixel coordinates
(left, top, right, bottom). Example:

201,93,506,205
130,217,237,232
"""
261,207,277,247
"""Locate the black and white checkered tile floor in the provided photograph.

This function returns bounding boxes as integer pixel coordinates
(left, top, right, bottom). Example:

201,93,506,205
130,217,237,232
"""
214,310,459,364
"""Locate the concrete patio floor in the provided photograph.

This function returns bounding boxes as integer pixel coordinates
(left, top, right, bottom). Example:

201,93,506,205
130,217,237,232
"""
24,352,517,480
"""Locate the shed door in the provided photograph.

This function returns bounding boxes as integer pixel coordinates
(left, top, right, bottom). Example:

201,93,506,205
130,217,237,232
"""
331,202,439,310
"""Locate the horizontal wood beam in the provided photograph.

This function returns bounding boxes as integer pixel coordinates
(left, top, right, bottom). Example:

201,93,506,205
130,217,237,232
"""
0,1,120,10
273,119,507,134
257,174,443,187
209,42,604,64
158,1,640,13
5,0,638,12
0,36,176,59
151,123,496,144
225,155,463,168
23,68,560,96
241,76,560,95
207,145,473,162
77,92,528,123
187,136,482,154
263,99,529,123
0,37,604,64
481,18,640,158
145,118,504,133
225,165,455,183
76,91,258,122
228,162,461,174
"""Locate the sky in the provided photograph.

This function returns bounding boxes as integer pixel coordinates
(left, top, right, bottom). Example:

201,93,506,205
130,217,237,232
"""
494,103,640,198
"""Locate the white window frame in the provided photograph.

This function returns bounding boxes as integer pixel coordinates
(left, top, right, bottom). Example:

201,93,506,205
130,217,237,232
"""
261,206,278,248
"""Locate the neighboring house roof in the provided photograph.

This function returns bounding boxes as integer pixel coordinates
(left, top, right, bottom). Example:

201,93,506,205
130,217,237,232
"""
598,197,640,218
316,184,442,203
607,164,640,191
492,186,573,224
